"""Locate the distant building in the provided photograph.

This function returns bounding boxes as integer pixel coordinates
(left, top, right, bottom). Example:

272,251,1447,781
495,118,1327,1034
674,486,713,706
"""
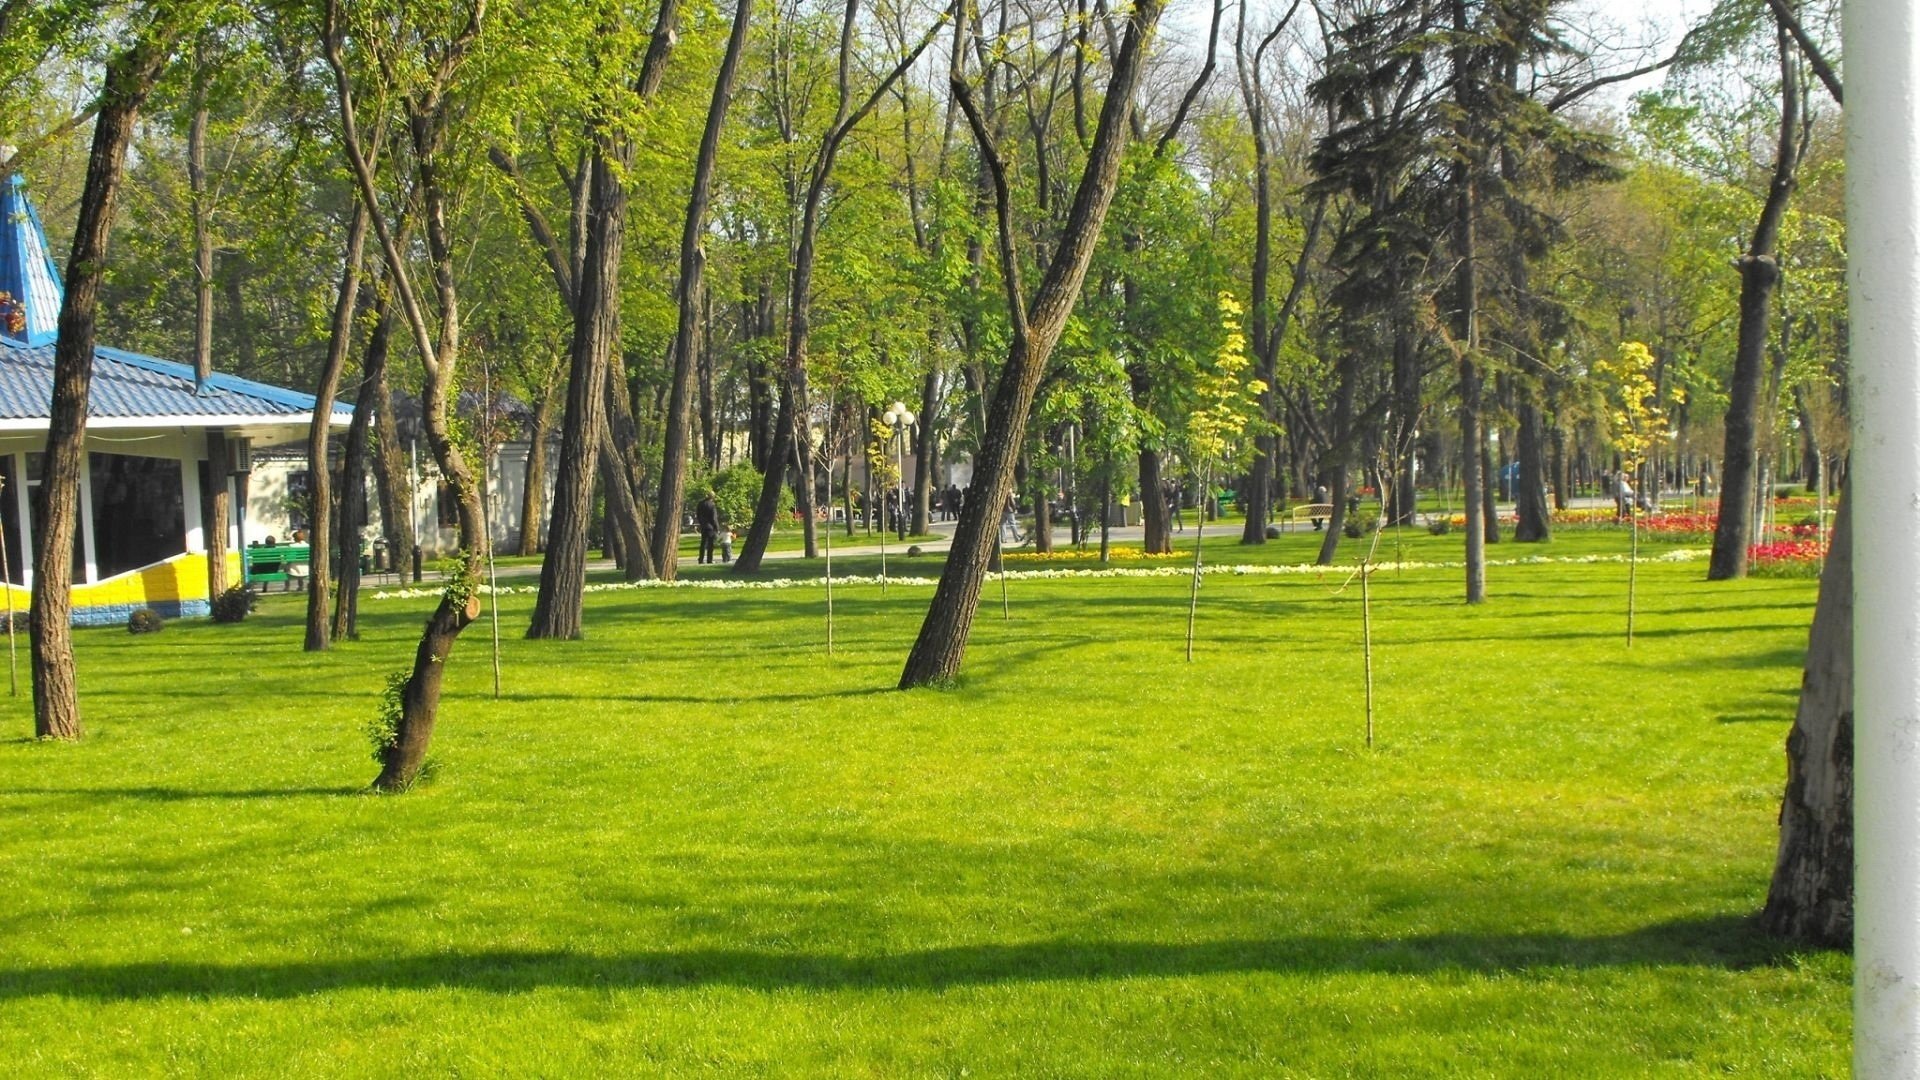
0,173,345,623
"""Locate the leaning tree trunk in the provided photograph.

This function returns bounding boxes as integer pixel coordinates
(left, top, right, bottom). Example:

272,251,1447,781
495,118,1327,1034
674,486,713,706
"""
734,0,939,572
1710,28,1800,581
732,381,791,574
32,32,174,739
653,0,748,577
900,0,1165,688
305,203,370,652
1759,490,1851,945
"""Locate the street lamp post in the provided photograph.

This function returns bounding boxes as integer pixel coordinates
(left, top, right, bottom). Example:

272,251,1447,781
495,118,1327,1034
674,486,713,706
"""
885,401,915,542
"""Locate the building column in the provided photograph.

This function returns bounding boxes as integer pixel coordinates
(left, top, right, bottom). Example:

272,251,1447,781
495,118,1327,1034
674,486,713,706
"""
1851,0,1920,1074
75,451,97,584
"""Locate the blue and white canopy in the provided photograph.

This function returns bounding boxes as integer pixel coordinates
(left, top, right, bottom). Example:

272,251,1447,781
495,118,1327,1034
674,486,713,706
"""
0,172,347,435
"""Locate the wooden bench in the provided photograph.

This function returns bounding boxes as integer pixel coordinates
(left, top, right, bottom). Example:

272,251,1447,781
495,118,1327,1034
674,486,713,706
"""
1284,503,1335,532
243,544,310,590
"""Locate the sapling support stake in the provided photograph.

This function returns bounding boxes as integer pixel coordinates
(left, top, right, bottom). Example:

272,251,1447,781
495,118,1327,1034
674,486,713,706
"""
820,406,835,655
998,536,1009,619
1186,465,1208,661
1627,501,1638,648
482,350,502,699
1362,559,1374,748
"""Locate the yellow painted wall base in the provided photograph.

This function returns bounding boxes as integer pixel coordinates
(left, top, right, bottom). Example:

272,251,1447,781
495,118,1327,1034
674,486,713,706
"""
0,551,243,626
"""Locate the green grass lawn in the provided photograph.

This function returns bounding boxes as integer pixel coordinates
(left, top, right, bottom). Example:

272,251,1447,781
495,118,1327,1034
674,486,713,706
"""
0,528,1847,1076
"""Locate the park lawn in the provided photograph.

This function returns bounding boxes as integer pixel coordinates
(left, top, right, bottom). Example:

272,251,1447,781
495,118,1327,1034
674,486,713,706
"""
0,532,1847,1076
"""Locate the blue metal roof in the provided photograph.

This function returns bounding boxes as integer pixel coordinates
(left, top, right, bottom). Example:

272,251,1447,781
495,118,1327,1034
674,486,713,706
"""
1,174,63,347
0,338,346,422
0,171,346,425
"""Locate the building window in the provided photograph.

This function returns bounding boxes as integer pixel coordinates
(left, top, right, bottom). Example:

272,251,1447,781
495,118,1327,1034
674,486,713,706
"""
26,452,86,581
287,469,312,532
89,452,186,579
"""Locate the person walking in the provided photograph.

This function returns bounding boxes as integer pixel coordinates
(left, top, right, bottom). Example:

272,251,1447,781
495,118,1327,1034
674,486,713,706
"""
695,491,722,564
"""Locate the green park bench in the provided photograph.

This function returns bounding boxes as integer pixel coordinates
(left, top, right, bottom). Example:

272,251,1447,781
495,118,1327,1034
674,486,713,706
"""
243,543,310,590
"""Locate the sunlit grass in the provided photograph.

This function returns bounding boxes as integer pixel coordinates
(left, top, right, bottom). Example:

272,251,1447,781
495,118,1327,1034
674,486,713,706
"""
0,528,1846,1076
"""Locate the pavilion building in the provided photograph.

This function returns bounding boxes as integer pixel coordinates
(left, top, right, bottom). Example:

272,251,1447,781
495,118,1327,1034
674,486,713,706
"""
0,172,344,623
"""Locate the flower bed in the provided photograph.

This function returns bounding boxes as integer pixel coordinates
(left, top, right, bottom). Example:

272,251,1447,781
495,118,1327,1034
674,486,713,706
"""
1748,539,1828,578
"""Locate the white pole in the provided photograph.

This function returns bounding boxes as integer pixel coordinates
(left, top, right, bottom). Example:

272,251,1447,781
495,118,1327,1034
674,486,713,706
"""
1851,1,1920,1072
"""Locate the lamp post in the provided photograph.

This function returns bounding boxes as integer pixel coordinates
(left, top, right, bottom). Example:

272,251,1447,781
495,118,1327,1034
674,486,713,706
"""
884,401,915,542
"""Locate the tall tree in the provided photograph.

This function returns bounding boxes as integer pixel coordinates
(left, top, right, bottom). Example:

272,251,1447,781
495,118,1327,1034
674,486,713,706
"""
899,0,1165,687
733,0,948,573
304,202,370,651
525,0,681,638
1709,23,1807,579
653,0,756,578
324,0,490,789
1760,489,1850,944
31,9,188,740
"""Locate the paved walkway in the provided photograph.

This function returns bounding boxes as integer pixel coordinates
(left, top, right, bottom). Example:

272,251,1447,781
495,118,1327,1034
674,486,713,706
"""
422,493,1666,585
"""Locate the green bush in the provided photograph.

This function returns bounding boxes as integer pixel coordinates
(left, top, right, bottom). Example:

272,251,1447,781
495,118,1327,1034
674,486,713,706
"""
696,461,790,528
127,608,164,634
211,585,256,624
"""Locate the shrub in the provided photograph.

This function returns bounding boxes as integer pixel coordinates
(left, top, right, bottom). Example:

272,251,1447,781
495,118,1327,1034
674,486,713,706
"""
906,545,924,557
690,460,792,528
127,608,164,634
1344,513,1379,539
211,585,257,624
1427,519,1451,536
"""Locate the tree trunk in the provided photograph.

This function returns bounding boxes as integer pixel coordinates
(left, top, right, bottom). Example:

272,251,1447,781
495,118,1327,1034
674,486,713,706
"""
305,203,370,652
697,281,719,470
1514,398,1551,542
188,59,230,602
913,371,939,535
1450,0,1485,604
1760,491,1851,945
517,391,555,555
32,31,175,740
1710,29,1800,581
332,358,381,642
733,380,791,574
529,148,622,637
1388,316,1420,526
1316,350,1357,566
900,0,1164,688
654,0,748,576
1139,446,1171,554
367,305,411,568
205,432,230,599
603,361,655,581
525,0,680,631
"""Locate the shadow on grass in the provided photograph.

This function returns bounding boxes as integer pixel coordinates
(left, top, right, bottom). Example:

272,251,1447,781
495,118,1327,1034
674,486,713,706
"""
491,686,894,706
0,915,1807,1000
2,785,363,802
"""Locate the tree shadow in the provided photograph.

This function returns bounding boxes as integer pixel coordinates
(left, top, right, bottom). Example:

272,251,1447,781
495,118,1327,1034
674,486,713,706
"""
0,914,1809,1001
490,686,894,707
2,785,363,802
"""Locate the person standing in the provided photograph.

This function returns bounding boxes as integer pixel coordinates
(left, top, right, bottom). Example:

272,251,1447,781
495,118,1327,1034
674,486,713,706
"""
695,491,722,564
